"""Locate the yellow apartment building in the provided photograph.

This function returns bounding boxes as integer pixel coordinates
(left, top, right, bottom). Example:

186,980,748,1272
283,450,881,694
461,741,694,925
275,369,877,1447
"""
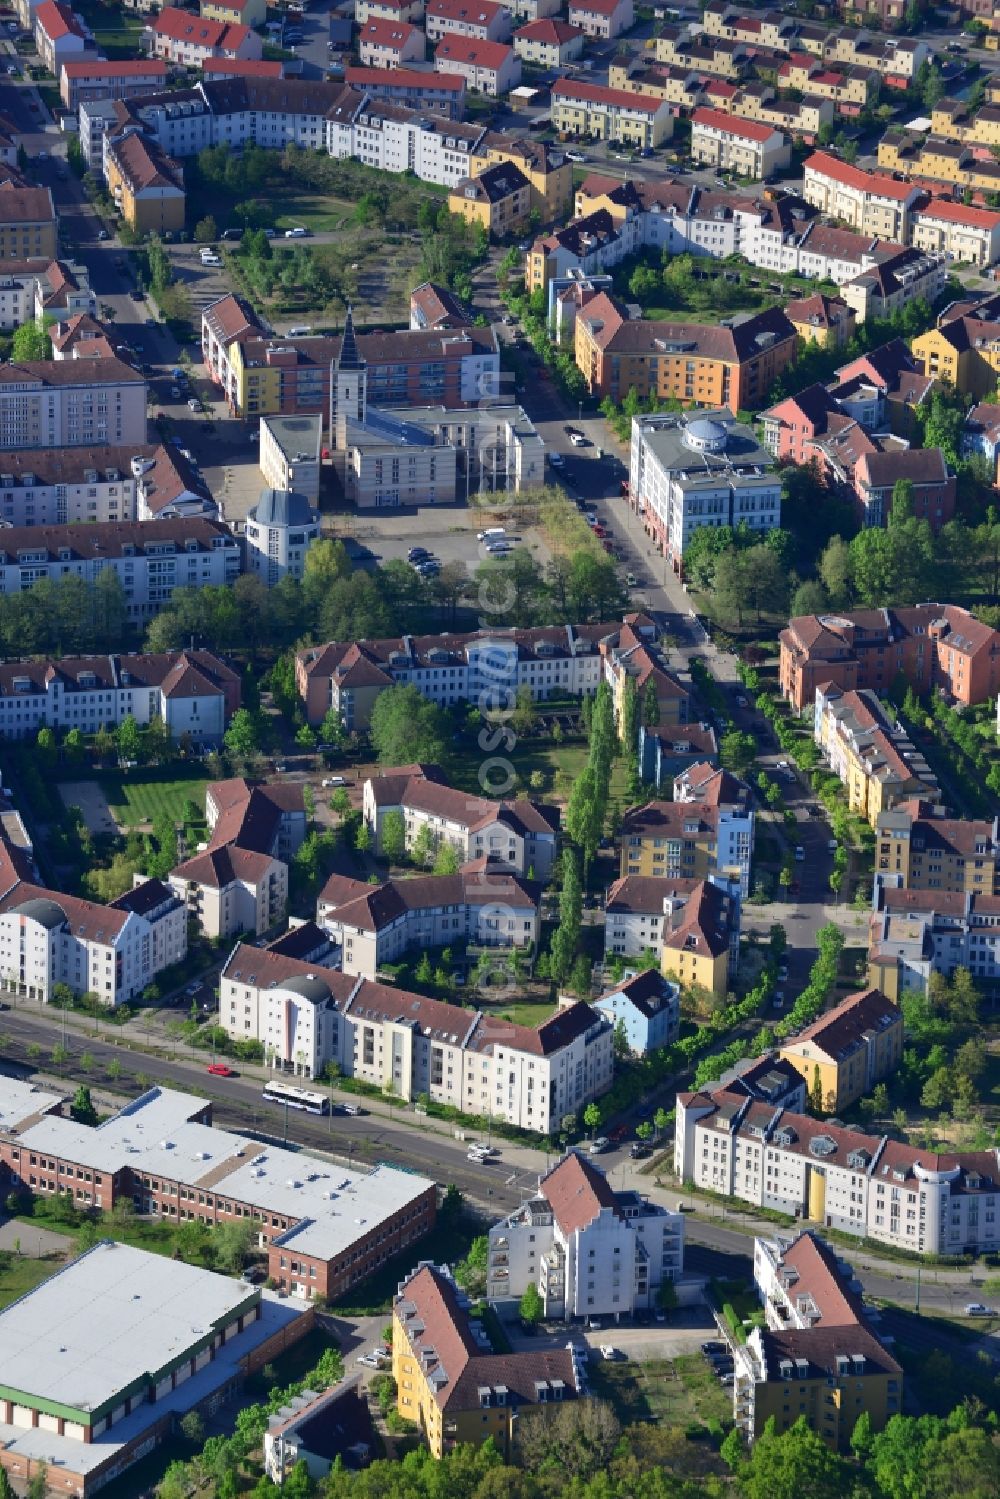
448,161,531,238
875,802,1000,895
814,684,937,827
469,136,571,221
104,131,185,235
201,0,265,26
393,1262,584,1459
778,986,904,1114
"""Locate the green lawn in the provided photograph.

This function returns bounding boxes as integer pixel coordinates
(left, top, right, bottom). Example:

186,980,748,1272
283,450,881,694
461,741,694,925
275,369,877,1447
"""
493,998,558,1027
587,1354,733,1429
97,772,207,827
445,737,630,805
0,1252,62,1311
271,199,356,235
73,0,145,58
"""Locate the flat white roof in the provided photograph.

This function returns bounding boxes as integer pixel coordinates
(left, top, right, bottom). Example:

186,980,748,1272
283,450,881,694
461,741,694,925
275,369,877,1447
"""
0,1289,305,1476
0,1075,64,1134
221,1155,432,1258
14,1085,435,1261
0,1241,255,1416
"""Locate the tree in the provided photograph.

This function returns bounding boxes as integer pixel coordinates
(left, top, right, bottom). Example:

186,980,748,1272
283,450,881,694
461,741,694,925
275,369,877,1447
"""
583,1101,601,1138
116,713,141,765
70,1085,97,1127
12,320,51,361
642,675,660,728
636,1121,653,1143
620,675,639,751
653,1106,669,1141
369,685,448,766
738,1416,851,1499
193,215,217,242
433,842,459,875
0,1463,14,1499
180,1410,206,1445
818,535,854,607
850,1409,873,1461
379,808,406,864
223,708,260,763
721,729,756,777
26,1462,48,1499
519,1282,544,1326
810,1064,823,1115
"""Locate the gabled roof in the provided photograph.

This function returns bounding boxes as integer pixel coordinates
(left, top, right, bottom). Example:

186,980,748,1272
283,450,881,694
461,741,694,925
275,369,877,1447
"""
692,105,779,143
780,986,900,1063
540,1149,620,1235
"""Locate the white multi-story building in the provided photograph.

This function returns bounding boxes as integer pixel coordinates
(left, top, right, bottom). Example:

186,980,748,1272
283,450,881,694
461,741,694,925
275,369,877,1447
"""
628,410,780,573
78,97,121,169
486,1150,683,1317
0,878,186,1007
296,618,653,729
0,442,213,527
243,487,321,586
603,872,741,973
675,1083,1000,1256
868,875,1000,1000
0,357,146,450
911,198,1000,271
363,764,559,879
221,940,614,1131
0,257,95,332
802,150,923,243
168,778,305,941
0,648,238,743
259,414,322,505
0,517,240,623
690,106,790,181
316,865,541,979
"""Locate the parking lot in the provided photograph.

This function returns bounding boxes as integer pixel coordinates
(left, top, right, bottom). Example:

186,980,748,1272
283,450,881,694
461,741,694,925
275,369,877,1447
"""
341,503,555,579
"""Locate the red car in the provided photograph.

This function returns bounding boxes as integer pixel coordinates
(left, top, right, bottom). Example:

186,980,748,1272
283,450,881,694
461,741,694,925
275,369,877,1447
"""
207,1063,235,1077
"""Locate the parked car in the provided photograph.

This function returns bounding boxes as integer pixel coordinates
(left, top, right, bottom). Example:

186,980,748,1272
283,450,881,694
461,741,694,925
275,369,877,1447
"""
207,1063,235,1077
965,1303,996,1316
187,397,201,411
407,546,429,562
570,432,587,446
794,845,805,861
321,776,346,788
600,1346,622,1361
588,1136,609,1153
284,226,309,237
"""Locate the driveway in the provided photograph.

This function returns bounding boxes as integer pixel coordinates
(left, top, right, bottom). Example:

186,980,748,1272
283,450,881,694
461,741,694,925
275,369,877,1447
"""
0,1218,75,1258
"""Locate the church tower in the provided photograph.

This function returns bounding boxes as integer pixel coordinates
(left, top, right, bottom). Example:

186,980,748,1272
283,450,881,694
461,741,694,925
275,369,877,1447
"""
331,305,367,454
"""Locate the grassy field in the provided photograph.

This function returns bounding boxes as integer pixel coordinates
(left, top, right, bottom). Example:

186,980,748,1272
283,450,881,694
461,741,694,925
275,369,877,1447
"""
0,1252,62,1311
587,1353,732,1428
493,998,558,1027
74,0,145,57
446,737,630,805
98,772,207,827
272,199,355,235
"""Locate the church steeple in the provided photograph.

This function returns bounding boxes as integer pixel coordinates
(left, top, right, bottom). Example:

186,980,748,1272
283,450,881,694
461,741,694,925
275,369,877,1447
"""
338,305,364,372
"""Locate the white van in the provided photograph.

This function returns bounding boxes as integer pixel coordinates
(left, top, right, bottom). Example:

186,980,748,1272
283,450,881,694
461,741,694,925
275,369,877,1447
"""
477,527,506,542
287,324,312,336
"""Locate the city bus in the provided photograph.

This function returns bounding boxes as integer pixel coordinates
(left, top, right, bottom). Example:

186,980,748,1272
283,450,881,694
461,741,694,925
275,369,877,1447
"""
261,1080,328,1115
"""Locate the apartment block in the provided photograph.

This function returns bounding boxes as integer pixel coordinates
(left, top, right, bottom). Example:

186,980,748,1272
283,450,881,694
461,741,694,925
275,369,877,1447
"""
780,603,1000,713
638,720,718,789
34,0,87,77
734,1231,902,1450
295,619,652,730
690,106,790,180
104,126,185,235
912,291,1000,400
674,1083,1000,1255
358,18,426,67
316,864,541,979
868,876,1000,1001
628,409,780,570
0,182,57,259
343,64,466,118
487,1150,683,1317
567,0,633,38
875,799,1000,896
802,151,923,242
853,446,955,531
363,763,558,878
469,133,572,221
449,159,529,235
777,986,904,1114
221,939,613,1131
59,57,167,110
147,6,263,64
604,872,741,997
619,772,755,895
575,293,796,410
911,198,1000,270
0,356,145,450
0,516,239,621
394,1264,585,1458
168,778,304,940
0,648,238,743
425,0,513,42
591,968,680,1055
551,79,672,149
513,17,583,66
839,245,945,326
0,442,215,526
434,35,520,95
814,684,938,827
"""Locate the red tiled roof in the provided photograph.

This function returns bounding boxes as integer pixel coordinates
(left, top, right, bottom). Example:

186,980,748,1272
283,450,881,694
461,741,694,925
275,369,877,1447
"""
692,105,777,143
918,196,1000,230
151,7,251,49
62,59,167,78
515,17,582,41
345,64,464,89
435,35,512,67
804,150,916,202
540,1150,620,1235
552,78,664,113
36,1,85,43
201,58,283,77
